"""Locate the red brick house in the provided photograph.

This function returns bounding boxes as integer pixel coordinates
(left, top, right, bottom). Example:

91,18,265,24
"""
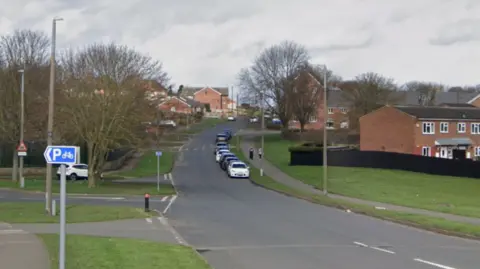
180,86,230,115
158,96,204,114
360,105,480,160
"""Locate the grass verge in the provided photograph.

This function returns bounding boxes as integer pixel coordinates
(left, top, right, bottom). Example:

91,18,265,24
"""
0,202,153,223
38,234,211,269
259,134,480,218
231,140,480,240
0,179,175,196
108,150,175,179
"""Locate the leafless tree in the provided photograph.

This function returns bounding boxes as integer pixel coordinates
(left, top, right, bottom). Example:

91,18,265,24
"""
402,81,445,106
237,41,310,128
341,72,398,130
0,29,50,180
57,43,169,187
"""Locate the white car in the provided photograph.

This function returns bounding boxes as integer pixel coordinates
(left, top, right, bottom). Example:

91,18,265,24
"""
249,117,258,123
159,120,176,127
227,162,250,178
216,149,230,162
56,163,88,181
227,116,236,121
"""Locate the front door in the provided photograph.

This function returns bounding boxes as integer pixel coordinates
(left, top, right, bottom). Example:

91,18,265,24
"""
440,147,448,158
452,149,466,160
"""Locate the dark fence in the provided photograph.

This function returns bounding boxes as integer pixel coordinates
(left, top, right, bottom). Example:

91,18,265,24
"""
0,141,132,167
290,149,480,179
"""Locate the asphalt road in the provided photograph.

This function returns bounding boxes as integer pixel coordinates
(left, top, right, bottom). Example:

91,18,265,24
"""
0,189,175,212
167,120,480,269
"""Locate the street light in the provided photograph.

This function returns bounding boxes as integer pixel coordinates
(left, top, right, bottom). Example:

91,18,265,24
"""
260,90,265,176
18,65,25,189
46,16,63,215
322,65,328,195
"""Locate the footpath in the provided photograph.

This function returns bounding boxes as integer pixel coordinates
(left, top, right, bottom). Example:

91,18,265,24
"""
240,135,480,225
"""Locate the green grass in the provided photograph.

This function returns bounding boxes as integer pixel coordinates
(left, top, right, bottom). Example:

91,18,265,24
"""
107,150,175,179
0,179,175,196
0,202,153,223
38,234,211,269
260,134,480,218
231,137,480,240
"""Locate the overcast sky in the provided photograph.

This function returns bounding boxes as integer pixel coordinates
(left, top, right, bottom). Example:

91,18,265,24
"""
2,0,480,88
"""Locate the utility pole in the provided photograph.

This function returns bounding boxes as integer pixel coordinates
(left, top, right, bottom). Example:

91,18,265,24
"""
260,91,265,176
322,65,328,195
18,64,25,188
46,17,63,215
236,92,239,117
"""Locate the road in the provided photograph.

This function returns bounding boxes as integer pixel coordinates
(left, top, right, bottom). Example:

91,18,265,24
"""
0,189,175,212
166,120,480,269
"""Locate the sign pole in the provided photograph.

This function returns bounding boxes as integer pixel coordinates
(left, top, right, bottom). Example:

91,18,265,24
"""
59,163,66,269
157,154,160,192
19,67,25,188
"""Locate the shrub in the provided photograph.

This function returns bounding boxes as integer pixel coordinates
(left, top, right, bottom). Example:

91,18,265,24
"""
266,123,282,130
288,141,323,152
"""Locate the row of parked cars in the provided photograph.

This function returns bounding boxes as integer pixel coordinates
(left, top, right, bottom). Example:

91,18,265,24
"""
214,131,250,179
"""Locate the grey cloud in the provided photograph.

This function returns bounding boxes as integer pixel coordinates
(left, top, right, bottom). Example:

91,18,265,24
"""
308,34,375,55
429,19,480,46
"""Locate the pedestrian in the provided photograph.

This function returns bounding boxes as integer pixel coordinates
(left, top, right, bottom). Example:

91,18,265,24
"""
249,147,254,160
258,147,263,159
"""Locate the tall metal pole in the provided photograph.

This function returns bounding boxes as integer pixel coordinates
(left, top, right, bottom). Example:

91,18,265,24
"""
322,65,328,195
260,91,265,176
19,65,25,188
59,164,66,269
46,17,63,215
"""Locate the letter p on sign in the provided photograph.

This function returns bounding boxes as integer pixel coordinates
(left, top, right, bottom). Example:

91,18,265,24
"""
53,149,62,161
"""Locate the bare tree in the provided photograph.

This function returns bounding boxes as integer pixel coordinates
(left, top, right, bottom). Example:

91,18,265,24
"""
0,29,50,180
57,43,169,187
342,72,398,130
402,81,445,106
237,41,310,128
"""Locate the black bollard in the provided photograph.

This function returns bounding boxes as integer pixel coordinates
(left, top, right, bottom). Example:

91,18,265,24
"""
144,193,150,212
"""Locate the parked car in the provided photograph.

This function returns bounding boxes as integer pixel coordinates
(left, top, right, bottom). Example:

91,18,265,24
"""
216,133,228,143
227,162,250,179
218,153,236,166
227,116,236,121
56,163,88,181
249,117,258,123
214,142,229,154
221,156,239,170
159,120,176,127
216,149,230,162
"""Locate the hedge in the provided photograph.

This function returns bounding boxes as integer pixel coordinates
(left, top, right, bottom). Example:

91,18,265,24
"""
288,142,323,152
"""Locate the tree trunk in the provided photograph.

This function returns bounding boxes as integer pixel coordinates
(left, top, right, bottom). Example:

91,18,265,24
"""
11,149,18,182
87,142,96,188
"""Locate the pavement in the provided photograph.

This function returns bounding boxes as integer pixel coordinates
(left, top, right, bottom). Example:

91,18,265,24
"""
239,134,480,226
165,120,480,269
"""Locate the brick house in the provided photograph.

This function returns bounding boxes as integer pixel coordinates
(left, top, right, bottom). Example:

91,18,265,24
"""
158,96,204,114
143,80,168,102
180,86,231,115
360,105,480,160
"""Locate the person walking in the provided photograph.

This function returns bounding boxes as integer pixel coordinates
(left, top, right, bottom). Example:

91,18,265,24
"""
258,147,263,159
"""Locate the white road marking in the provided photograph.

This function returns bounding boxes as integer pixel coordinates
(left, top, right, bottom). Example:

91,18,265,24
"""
0,229,27,234
354,241,368,247
168,173,173,180
370,246,395,254
162,195,177,214
164,174,168,180
161,196,168,202
158,216,187,245
145,218,152,223
413,258,457,269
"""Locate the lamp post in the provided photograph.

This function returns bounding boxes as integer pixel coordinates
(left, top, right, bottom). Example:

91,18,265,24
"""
18,65,25,188
260,90,265,176
322,65,328,195
45,16,63,215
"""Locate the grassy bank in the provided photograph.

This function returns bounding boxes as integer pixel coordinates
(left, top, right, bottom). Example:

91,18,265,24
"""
231,140,480,240
0,179,175,196
260,134,480,218
108,150,175,179
39,234,211,269
0,202,153,223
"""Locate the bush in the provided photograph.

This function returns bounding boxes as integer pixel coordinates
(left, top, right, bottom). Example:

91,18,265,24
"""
266,123,282,130
288,141,323,152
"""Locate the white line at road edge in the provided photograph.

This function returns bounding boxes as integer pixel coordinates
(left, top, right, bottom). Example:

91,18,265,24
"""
164,174,168,180
161,196,168,202
145,218,152,223
354,241,368,247
163,195,177,214
158,216,187,245
168,173,173,180
370,246,395,254
413,258,457,269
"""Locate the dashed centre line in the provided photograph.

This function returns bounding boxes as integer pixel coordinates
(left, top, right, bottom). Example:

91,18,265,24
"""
353,241,395,254
413,258,457,269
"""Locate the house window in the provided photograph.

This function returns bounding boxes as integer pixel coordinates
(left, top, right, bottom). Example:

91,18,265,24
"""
457,122,466,133
326,118,334,128
170,107,176,112
421,146,431,157
309,115,317,122
422,122,434,134
327,108,334,114
340,121,349,129
472,123,480,134
340,108,347,114
440,122,448,133
475,147,480,156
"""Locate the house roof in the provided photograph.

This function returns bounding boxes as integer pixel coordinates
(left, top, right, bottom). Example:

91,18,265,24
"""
394,105,480,120
180,86,229,98
159,96,204,107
